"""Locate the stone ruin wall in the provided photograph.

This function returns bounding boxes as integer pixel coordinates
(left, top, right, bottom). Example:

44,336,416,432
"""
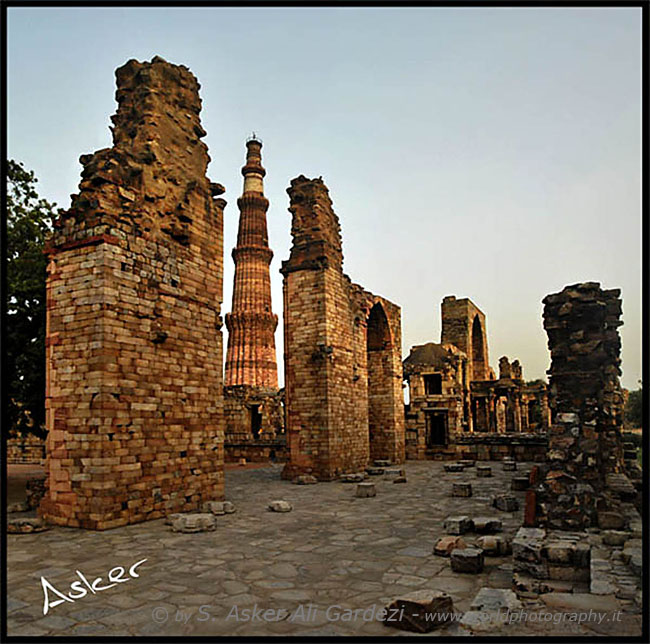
440,296,490,383
281,176,404,480
40,57,225,530
7,433,46,464
538,282,626,531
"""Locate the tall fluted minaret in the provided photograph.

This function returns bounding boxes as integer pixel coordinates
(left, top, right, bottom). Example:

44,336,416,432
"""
224,136,278,388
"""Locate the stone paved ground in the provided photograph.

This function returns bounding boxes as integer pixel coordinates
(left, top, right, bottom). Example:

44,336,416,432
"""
6,461,642,637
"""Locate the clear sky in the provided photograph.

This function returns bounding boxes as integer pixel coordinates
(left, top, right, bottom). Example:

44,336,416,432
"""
7,7,642,390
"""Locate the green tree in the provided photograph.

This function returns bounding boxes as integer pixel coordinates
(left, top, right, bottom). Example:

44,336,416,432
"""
6,160,58,436
624,382,643,429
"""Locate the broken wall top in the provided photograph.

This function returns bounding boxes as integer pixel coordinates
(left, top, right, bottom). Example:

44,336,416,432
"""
282,175,343,272
47,56,224,251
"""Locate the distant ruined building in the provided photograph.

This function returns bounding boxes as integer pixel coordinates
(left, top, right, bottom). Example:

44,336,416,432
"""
223,138,285,462
403,296,550,461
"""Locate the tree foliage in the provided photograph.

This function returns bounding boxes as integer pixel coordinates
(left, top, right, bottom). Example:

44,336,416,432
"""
624,382,643,429
6,160,58,436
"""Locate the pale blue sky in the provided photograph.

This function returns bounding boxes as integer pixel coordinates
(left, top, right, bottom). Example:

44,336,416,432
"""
7,7,642,389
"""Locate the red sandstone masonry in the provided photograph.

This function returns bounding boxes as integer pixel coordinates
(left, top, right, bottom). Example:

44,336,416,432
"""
41,57,225,530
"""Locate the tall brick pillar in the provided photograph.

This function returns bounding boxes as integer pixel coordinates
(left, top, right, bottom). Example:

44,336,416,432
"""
224,137,278,388
538,282,626,530
41,57,226,530
280,176,404,480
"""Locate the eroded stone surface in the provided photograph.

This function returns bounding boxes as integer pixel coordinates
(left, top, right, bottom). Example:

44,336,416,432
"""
356,483,377,498
268,500,292,512
171,514,216,533
7,518,49,534
434,535,467,557
451,548,484,573
444,516,473,535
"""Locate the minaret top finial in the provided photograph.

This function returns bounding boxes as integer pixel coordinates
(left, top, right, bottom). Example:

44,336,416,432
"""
247,132,262,144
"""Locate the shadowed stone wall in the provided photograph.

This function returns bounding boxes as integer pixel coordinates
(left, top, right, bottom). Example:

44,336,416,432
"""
41,57,225,530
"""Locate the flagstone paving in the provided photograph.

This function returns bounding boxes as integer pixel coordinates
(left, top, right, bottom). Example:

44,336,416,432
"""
6,461,642,637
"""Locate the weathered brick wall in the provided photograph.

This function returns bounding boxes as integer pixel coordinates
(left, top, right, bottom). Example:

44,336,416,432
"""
538,282,626,530
41,57,225,530
7,435,46,464
224,441,288,463
281,176,404,480
441,296,490,383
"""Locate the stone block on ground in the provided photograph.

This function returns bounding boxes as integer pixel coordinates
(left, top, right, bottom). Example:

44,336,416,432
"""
340,473,365,483
511,476,529,491
7,517,49,534
493,494,519,512
268,500,293,512
473,517,502,533
7,502,30,513
383,590,454,633
202,501,236,515
477,535,511,556
444,463,465,473
503,461,517,472
374,459,391,467
452,482,472,497
171,513,216,533
459,460,475,467
366,467,385,476
444,516,473,535
434,535,467,557
356,482,376,498
460,587,522,632
393,476,407,484
450,547,484,573
294,475,318,485
164,512,183,525
476,466,492,478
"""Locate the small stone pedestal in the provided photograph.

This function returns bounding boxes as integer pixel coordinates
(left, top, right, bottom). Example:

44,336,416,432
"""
511,477,529,491
476,466,492,477
444,516,473,535
452,482,472,497
356,482,377,497
451,548,484,573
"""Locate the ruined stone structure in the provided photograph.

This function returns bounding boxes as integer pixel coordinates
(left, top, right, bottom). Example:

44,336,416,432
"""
537,282,628,530
404,296,550,460
41,57,226,529
471,357,550,434
440,296,490,383
7,431,46,464
223,138,284,460
281,176,405,480
403,343,467,459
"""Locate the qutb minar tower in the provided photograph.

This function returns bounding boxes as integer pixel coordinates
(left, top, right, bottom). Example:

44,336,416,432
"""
225,136,278,388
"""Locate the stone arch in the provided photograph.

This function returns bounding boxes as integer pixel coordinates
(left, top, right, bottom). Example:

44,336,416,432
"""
366,302,394,461
471,314,487,380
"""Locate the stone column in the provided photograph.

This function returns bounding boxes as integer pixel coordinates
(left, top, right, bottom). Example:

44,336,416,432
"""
538,282,625,530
